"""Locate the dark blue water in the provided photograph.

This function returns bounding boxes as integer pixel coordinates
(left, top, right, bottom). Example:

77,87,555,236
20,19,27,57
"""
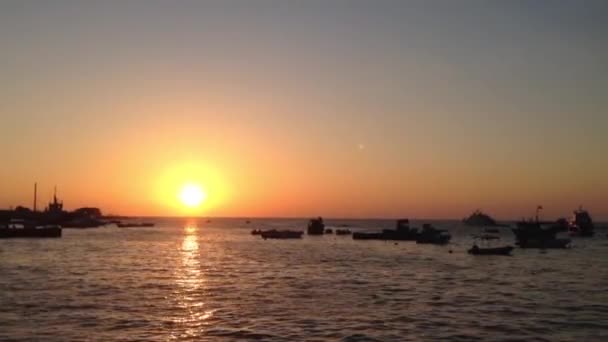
1,219,607,341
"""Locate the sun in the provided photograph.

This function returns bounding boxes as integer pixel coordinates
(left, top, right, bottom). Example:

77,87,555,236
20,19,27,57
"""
179,183,206,208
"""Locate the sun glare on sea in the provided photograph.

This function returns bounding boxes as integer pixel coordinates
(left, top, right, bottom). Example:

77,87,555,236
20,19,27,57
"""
179,183,206,208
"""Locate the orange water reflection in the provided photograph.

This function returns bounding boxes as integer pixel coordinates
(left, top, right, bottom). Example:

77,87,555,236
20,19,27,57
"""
170,224,214,339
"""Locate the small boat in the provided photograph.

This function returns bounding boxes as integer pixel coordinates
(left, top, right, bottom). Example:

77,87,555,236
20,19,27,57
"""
0,220,62,239
382,219,420,241
416,224,451,245
251,229,263,235
117,222,155,228
568,207,595,237
468,245,514,255
324,228,333,234
352,231,384,240
260,230,303,239
307,217,325,235
468,232,513,255
352,219,419,241
335,229,352,235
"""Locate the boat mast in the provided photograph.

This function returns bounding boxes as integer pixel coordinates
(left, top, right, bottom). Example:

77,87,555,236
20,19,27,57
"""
33,182,37,212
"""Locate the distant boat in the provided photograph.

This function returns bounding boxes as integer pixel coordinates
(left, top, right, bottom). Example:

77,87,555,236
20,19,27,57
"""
251,229,263,235
513,207,571,249
353,219,419,241
324,228,333,234
307,217,325,235
463,210,500,226
352,231,384,240
117,222,154,228
468,232,513,256
468,245,514,255
382,219,419,241
416,224,451,245
335,229,352,235
568,207,595,237
260,230,303,239
0,220,61,239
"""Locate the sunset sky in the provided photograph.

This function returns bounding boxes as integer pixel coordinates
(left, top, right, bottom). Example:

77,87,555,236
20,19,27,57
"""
1,1,606,219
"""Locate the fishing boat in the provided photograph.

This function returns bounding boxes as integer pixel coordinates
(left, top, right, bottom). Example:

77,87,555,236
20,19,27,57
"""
352,231,384,240
568,207,595,237
307,217,325,235
0,220,62,239
260,229,303,239
352,219,419,241
468,245,514,255
468,233,513,256
416,224,451,245
382,219,420,241
513,206,571,249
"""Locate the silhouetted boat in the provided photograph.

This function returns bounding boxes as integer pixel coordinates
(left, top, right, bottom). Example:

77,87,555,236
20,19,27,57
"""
335,229,352,235
324,228,333,234
352,231,384,240
382,219,420,241
352,219,420,241
513,207,571,248
568,207,595,237
251,229,263,235
260,229,303,239
463,210,500,226
117,222,154,228
0,220,61,239
307,217,325,235
468,245,514,255
416,224,451,244
469,232,513,255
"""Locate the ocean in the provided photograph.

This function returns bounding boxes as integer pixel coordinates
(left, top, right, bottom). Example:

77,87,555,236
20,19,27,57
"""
1,218,607,341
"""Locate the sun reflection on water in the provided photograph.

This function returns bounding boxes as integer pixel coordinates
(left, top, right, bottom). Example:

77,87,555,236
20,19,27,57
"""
169,223,214,339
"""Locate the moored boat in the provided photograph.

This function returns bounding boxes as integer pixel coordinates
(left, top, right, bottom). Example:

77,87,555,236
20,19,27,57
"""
352,231,384,240
416,224,451,245
468,245,514,255
260,229,303,239
0,220,62,239
307,217,325,235
468,232,513,255
568,207,595,237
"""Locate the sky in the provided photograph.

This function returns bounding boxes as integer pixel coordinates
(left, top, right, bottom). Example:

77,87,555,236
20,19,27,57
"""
0,0,607,219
